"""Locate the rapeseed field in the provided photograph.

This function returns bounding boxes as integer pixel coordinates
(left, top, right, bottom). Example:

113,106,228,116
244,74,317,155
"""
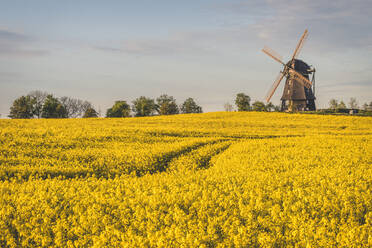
0,112,371,247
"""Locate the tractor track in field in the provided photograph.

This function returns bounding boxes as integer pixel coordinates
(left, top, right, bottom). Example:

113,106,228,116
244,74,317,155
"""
140,139,226,176
1,134,305,181
165,140,233,173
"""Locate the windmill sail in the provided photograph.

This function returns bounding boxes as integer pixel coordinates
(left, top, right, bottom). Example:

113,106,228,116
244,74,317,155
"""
265,72,285,103
291,29,308,61
262,46,285,65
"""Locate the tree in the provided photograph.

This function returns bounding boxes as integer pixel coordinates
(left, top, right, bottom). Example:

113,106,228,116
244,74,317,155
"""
252,101,267,111
181,98,203,114
59,97,94,118
132,96,157,117
60,96,80,118
156,94,179,115
265,102,275,112
106,101,131,117
41,95,68,118
362,103,368,111
224,103,233,112
235,93,251,111
348,97,358,109
362,102,372,111
80,101,94,115
83,107,98,118
338,101,346,109
28,90,48,118
8,95,35,119
329,99,338,110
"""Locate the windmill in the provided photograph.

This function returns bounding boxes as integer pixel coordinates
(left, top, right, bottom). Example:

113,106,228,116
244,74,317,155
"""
262,29,316,112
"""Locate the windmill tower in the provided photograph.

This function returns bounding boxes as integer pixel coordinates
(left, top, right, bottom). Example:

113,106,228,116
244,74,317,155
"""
262,29,316,112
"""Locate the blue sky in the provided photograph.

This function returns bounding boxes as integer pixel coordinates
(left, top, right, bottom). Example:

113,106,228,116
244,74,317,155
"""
1,0,371,116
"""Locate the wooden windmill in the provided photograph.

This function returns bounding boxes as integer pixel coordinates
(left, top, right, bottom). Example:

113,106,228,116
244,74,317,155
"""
262,29,316,112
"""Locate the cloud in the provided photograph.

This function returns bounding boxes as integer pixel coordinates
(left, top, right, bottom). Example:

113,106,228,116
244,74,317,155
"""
94,46,123,53
121,34,211,56
0,29,30,41
320,80,372,89
220,0,372,52
94,31,225,57
93,0,372,59
0,29,48,57
211,1,273,17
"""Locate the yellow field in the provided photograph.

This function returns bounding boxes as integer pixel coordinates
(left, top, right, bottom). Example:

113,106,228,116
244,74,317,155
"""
0,112,371,247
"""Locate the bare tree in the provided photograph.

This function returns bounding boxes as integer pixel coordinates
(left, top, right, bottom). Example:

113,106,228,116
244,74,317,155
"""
60,97,94,118
60,97,79,118
28,90,48,118
224,102,233,112
328,99,338,110
348,97,358,109
80,100,94,116
362,101,372,111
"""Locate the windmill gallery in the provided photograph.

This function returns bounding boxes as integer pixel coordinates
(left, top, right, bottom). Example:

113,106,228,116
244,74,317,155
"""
262,29,316,112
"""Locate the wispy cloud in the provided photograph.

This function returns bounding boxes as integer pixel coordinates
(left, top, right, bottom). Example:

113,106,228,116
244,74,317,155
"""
0,29,48,57
93,0,372,58
0,29,30,41
211,1,273,17
219,0,372,52
94,31,225,57
94,46,123,53
320,80,372,89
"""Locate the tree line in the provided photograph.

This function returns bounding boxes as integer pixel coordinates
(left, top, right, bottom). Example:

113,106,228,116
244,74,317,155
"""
328,97,372,111
7,91,203,119
7,91,278,119
230,94,372,112
106,95,202,118
8,91,96,119
227,93,280,112
7,91,371,119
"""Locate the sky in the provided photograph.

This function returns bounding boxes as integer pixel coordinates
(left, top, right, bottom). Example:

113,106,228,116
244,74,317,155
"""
0,0,371,117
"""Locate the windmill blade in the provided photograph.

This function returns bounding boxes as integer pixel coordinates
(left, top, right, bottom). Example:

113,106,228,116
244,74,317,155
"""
262,46,286,65
291,29,308,61
290,69,313,88
265,71,286,103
